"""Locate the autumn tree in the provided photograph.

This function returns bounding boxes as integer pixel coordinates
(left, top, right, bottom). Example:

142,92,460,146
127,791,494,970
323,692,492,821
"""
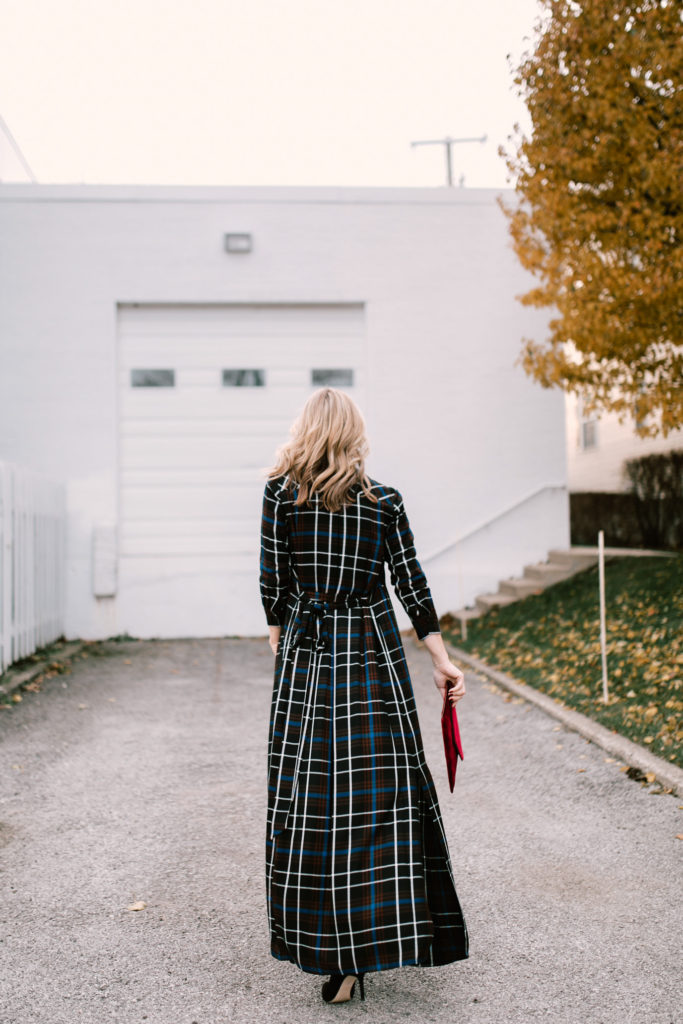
499,0,682,437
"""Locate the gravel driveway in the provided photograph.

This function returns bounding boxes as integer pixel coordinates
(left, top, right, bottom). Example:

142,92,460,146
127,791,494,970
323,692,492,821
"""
0,635,680,1024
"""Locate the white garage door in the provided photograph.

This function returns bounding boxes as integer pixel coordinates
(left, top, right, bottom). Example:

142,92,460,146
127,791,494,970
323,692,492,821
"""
117,303,366,638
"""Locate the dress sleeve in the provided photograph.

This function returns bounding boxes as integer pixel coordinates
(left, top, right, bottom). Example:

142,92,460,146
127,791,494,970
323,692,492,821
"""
259,477,291,627
384,489,441,640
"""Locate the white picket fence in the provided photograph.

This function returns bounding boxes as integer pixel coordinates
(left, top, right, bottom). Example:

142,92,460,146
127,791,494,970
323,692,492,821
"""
0,461,66,674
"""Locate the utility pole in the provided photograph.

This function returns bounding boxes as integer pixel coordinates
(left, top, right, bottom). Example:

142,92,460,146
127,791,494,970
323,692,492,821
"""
0,114,37,182
410,134,487,186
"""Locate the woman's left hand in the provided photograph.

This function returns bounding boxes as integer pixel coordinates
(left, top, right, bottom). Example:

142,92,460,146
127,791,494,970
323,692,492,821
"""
433,661,466,705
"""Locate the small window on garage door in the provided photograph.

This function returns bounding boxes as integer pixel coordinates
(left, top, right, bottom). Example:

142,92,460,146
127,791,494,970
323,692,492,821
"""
311,368,354,386
222,369,265,386
131,368,175,387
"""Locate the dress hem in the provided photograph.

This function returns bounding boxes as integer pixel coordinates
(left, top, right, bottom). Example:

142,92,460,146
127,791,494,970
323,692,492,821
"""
270,947,470,976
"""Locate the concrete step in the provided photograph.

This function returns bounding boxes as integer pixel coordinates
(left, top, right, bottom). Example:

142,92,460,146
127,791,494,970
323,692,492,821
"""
558,545,674,559
475,592,519,613
499,577,545,599
547,548,599,571
449,607,483,624
447,605,484,641
523,561,575,585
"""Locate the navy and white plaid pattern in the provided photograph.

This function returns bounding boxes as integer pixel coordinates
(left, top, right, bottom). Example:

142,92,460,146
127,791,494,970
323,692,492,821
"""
260,473,469,975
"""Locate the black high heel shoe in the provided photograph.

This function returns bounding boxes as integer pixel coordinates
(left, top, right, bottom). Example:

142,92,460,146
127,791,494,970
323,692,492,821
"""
321,972,366,1003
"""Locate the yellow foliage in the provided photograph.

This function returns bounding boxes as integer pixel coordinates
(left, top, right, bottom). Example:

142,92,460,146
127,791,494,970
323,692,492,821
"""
498,0,683,437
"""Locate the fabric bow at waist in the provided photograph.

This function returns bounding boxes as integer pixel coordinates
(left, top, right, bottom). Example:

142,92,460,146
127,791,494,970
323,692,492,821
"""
290,586,379,651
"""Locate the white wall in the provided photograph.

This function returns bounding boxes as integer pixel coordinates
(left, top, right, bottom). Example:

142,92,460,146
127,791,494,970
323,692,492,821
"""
566,393,683,493
0,184,568,639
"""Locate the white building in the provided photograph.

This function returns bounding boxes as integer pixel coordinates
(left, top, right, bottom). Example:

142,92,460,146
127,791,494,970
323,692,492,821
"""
566,393,683,493
0,183,569,641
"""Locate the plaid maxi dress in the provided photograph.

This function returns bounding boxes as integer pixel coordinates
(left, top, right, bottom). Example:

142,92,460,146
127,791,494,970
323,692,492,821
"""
259,472,469,975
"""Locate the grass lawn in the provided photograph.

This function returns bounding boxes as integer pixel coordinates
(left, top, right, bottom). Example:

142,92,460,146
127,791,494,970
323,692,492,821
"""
441,554,683,769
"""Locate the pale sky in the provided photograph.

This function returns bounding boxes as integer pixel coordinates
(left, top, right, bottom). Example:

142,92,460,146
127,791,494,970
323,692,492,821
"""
1,0,542,188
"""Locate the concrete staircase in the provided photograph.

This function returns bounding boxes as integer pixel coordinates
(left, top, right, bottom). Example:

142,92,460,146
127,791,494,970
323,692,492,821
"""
449,548,600,638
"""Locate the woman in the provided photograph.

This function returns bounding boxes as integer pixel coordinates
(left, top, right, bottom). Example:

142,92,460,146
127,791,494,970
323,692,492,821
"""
259,387,469,1004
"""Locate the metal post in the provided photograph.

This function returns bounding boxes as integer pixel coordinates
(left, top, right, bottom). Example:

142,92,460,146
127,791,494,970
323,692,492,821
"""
598,530,609,703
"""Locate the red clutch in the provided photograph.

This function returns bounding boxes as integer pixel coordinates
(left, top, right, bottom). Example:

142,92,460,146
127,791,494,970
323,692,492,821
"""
441,692,464,791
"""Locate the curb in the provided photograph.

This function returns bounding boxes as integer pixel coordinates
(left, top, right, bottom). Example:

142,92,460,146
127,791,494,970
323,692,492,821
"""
445,642,683,797
0,641,86,701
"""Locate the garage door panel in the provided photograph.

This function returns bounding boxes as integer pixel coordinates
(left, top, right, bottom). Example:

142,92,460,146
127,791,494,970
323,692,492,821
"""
121,483,263,519
121,513,258,536
117,552,259,578
120,390,276,417
121,434,284,468
121,417,292,438
119,304,364,335
121,532,259,558
119,337,363,366
120,386,361,420
119,372,362,400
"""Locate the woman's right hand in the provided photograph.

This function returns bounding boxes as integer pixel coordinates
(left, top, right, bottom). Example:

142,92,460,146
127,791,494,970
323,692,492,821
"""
269,625,281,656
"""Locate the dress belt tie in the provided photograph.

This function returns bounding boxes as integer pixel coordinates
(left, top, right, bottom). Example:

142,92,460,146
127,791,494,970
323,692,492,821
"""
290,586,379,652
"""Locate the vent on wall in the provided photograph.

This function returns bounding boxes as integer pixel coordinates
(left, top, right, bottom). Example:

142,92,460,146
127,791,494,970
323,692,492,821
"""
223,233,252,253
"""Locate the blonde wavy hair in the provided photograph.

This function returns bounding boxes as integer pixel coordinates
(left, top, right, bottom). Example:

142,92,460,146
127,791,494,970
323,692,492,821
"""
267,388,378,512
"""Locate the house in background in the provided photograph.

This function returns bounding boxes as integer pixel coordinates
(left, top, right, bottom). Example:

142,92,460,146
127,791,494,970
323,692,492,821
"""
566,393,683,493
566,392,683,550
0,182,569,641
